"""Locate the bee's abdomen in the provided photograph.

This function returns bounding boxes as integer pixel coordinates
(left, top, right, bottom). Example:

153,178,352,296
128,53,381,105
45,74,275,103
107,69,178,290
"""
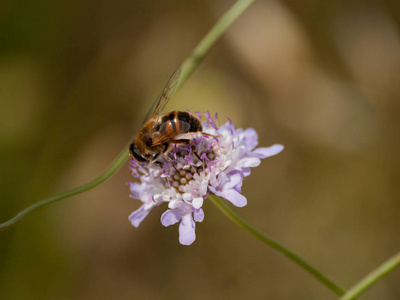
160,111,202,134
177,111,202,132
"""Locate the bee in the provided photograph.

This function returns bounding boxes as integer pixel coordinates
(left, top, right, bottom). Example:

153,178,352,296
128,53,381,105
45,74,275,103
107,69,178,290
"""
130,68,203,164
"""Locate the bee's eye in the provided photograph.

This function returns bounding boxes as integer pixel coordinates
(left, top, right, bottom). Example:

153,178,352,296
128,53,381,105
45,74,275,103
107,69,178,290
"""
146,138,153,147
130,143,148,163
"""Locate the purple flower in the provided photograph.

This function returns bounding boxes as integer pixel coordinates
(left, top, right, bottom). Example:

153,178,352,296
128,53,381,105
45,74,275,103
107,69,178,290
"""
209,172,246,207
127,112,283,245
161,201,204,245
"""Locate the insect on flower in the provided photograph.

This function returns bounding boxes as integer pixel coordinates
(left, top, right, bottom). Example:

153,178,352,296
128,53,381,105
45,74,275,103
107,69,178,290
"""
129,68,204,164
127,69,284,246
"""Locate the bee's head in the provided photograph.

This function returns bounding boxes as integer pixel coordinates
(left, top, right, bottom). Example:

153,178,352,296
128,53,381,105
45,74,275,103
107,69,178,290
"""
129,143,148,163
129,142,161,163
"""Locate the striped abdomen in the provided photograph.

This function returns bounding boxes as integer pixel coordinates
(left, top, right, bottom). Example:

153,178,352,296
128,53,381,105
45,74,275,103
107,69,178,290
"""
158,111,202,136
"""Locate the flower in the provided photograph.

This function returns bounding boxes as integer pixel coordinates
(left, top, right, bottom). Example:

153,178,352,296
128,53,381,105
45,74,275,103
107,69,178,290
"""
127,112,284,245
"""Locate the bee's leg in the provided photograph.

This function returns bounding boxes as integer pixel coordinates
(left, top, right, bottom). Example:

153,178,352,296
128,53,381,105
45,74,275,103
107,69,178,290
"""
171,139,201,161
158,145,179,172
193,151,201,161
150,149,175,171
150,152,163,165
202,132,219,138
161,154,179,172
152,160,163,167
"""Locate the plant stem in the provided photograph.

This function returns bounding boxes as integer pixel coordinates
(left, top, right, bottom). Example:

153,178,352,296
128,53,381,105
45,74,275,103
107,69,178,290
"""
0,147,129,231
0,0,256,231
178,0,255,90
340,251,400,300
208,194,345,296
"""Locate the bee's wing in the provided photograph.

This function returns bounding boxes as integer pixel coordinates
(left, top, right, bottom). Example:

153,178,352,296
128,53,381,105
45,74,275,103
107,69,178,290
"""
151,120,190,147
141,68,181,125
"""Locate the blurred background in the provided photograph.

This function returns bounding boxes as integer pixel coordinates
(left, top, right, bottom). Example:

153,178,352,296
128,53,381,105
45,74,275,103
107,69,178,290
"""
1,0,400,299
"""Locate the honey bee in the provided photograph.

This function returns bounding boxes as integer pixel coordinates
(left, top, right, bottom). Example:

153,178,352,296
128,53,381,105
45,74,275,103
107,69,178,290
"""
130,68,203,164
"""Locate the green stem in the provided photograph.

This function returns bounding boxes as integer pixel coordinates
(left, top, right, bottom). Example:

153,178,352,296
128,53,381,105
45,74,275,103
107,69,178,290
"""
0,0,256,231
208,194,345,296
340,251,400,300
178,0,255,90
0,147,129,231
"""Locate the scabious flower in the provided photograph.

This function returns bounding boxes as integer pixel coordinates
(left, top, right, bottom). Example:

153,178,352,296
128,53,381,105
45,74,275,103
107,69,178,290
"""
127,112,284,245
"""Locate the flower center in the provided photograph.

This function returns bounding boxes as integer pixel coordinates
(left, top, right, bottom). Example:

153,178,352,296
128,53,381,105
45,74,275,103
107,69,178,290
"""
161,134,220,192
129,132,221,204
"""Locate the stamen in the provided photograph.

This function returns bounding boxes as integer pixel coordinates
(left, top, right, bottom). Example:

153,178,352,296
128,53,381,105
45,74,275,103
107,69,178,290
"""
186,143,192,154
203,111,211,127
200,153,208,160
185,156,193,165
207,112,218,130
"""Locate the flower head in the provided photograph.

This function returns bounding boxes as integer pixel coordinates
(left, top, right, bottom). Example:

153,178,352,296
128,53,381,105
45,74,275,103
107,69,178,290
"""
127,112,284,245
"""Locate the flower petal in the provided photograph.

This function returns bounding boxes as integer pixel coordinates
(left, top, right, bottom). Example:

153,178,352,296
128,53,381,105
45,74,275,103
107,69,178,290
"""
179,214,196,245
168,200,184,209
129,205,152,227
253,144,284,158
217,172,228,185
244,128,259,150
193,208,205,222
161,209,182,227
130,182,142,197
182,193,192,201
192,197,203,209
219,189,247,207
225,172,243,189
240,157,261,168
241,168,251,177
233,176,243,192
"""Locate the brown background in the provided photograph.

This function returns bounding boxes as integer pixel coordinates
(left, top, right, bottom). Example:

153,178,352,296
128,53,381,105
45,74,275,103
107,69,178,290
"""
1,0,400,299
